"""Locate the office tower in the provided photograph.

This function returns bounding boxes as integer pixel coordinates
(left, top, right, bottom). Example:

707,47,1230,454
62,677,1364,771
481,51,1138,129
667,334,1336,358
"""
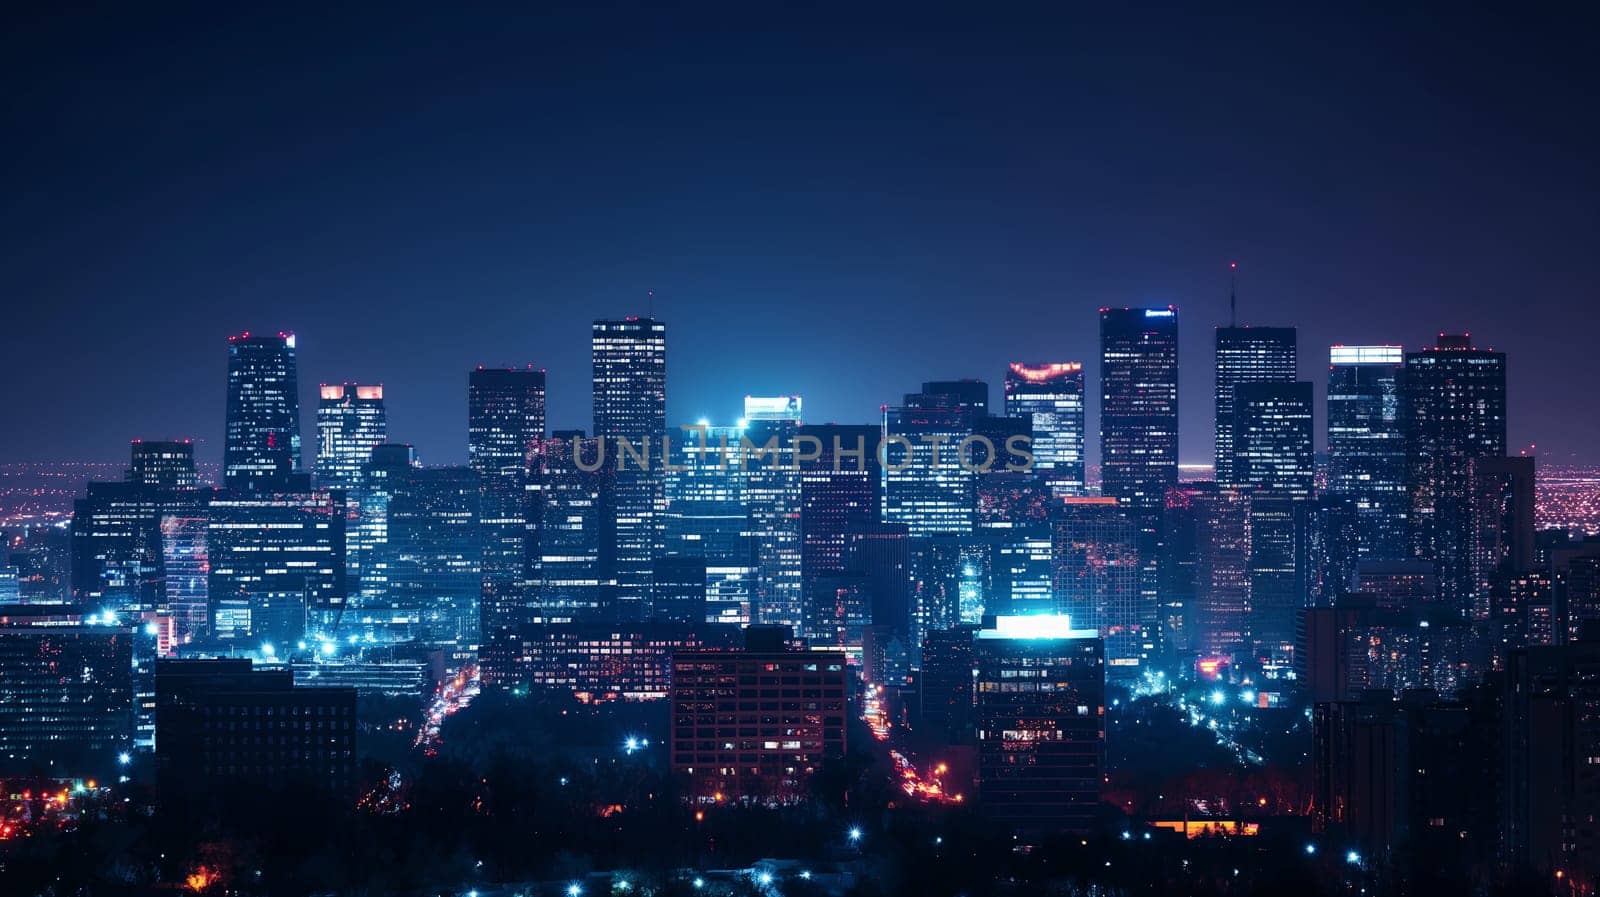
1296,496,1360,608
973,615,1105,835
844,521,912,644
1052,498,1143,670
670,629,847,804
72,441,203,615
468,366,546,635
1099,307,1179,519
155,658,356,801
128,440,198,489
366,459,482,645
352,444,417,605
315,384,387,489
592,318,667,619
1003,363,1086,495
1231,382,1315,498
651,556,707,625
530,432,616,622
206,490,347,642
481,620,744,697
1215,326,1297,488
1470,456,1536,622
743,396,804,628
223,332,303,491
1246,493,1300,661
0,623,133,773
1161,483,1218,657
883,381,989,537
799,423,881,628
664,425,751,624
1327,346,1408,558
1100,308,1178,662
1501,632,1600,881
919,623,979,745
159,515,210,647
1193,488,1252,658
1405,334,1508,613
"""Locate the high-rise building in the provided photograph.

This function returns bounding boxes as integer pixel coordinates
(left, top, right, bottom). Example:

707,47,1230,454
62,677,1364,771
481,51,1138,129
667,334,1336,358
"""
73,441,203,616
592,318,667,619
1052,498,1143,670
973,615,1105,835
918,623,979,745
1003,363,1086,496
530,432,616,622
743,396,804,629
159,515,210,647
1100,308,1178,663
206,490,347,641
1231,382,1315,499
1099,308,1179,520
670,628,847,804
315,384,387,490
1327,346,1408,559
799,423,881,630
223,332,303,491
0,623,133,773
361,454,482,645
468,367,546,635
1470,456,1536,623
1404,334,1507,614
883,381,989,537
1215,327,1297,489
664,425,750,624
1193,488,1252,658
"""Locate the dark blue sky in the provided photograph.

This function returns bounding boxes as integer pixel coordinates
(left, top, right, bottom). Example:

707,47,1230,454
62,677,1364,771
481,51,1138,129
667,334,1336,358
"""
4,4,1596,468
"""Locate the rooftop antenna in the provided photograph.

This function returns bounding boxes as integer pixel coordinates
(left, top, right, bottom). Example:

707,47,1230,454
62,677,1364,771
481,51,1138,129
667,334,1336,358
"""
647,289,654,319
1229,262,1238,327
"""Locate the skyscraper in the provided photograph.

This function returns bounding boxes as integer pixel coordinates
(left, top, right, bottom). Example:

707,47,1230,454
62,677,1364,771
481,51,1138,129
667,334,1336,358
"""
1404,335,1507,613
743,396,804,628
315,384,387,490
592,318,667,619
73,441,203,616
1231,382,1315,499
206,490,347,642
1327,346,1408,559
664,425,751,624
1003,363,1086,496
1051,497,1144,670
1214,326,1297,489
468,367,546,635
364,453,482,644
1099,308,1178,661
973,615,1105,835
1099,308,1179,519
223,332,303,491
531,432,616,622
882,381,988,537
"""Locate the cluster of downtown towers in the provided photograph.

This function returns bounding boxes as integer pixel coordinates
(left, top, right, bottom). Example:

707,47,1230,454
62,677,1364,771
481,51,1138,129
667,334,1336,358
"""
73,308,1513,681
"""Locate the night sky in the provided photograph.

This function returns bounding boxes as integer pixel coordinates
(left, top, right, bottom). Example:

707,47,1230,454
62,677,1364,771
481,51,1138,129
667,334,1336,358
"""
4,4,1596,469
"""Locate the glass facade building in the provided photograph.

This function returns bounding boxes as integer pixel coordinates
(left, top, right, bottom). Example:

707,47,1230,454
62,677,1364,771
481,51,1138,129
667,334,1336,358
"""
315,384,387,490
1327,345,1408,560
467,367,546,635
1215,326,1297,489
1003,362,1086,496
223,332,303,491
592,318,667,619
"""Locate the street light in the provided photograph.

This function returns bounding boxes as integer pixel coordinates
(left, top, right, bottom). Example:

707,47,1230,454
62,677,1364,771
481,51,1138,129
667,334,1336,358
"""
117,752,131,766
567,884,582,897
848,826,863,843
1346,850,1361,866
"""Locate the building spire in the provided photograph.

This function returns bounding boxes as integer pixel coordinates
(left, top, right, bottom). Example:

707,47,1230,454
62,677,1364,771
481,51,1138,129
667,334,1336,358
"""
1229,262,1238,327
